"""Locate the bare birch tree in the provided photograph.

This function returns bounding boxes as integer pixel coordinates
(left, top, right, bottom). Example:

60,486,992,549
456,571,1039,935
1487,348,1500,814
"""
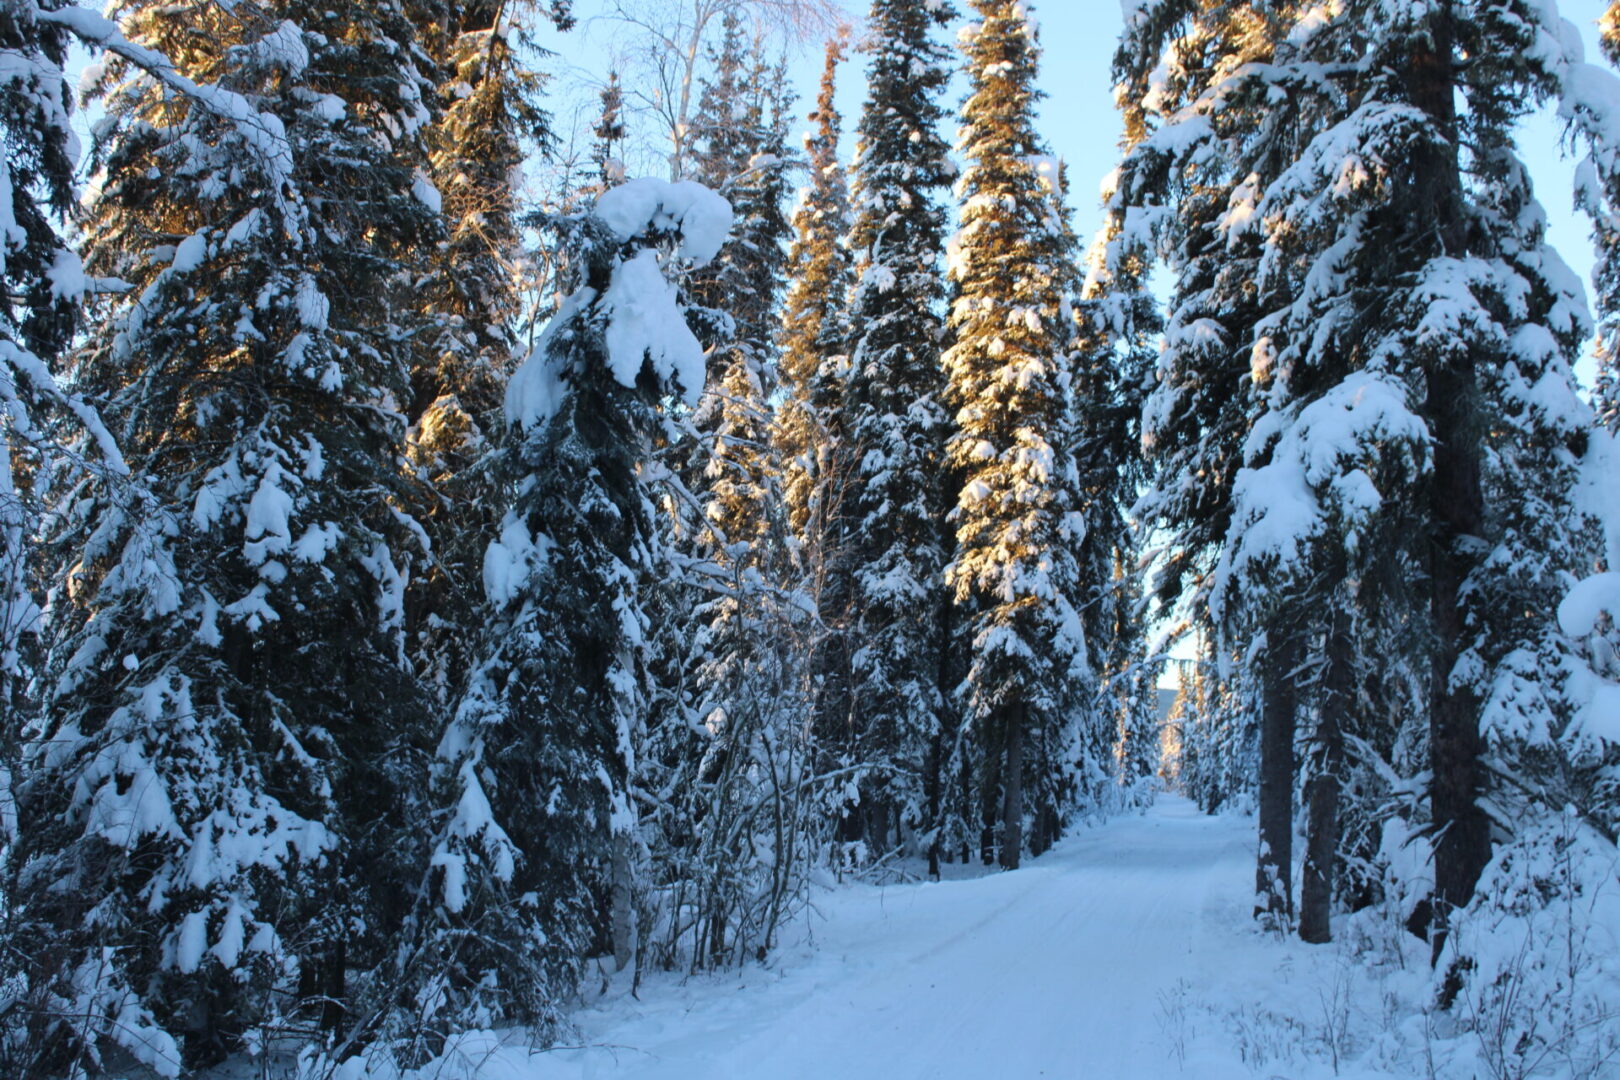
588,0,841,178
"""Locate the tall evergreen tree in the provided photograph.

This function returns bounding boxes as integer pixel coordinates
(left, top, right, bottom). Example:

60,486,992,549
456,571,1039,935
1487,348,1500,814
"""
686,17,793,564
1110,0,1601,955
841,0,957,862
778,30,854,559
776,31,861,849
425,179,730,1034
1464,1,1620,847
638,16,809,970
406,0,565,707
944,0,1094,870
1546,0,1620,842
1189,3,1433,941
0,10,137,1070
1289,0,1589,956
0,0,120,809
1076,98,1166,819
1109,0,1302,923
17,4,441,1069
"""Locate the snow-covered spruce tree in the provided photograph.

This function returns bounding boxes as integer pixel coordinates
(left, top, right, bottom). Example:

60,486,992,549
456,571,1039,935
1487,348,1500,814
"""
686,14,792,560
1194,6,1435,944
0,9,141,1069
943,0,1095,870
1109,0,1308,923
779,30,852,553
17,5,441,1070
841,0,957,863
1374,1,1534,954
648,21,816,970
405,0,567,708
0,0,59,877
1027,166,1150,818
0,0,100,801
1107,0,1257,630
1526,1,1620,848
1076,118,1167,817
1460,4,1620,855
687,10,751,205
422,180,731,1035
1540,2,1620,840
777,32,858,777
1439,19,1599,969
591,71,628,192
1110,1,1415,932
1284,0,1594,955
1115,0,1603,951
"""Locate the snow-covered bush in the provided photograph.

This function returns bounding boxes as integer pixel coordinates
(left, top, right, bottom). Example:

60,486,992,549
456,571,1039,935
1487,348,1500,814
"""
1439,809,1620,1080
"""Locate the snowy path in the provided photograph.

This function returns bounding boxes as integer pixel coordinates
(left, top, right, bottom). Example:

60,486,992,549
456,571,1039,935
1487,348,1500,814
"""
507,797,1268,1080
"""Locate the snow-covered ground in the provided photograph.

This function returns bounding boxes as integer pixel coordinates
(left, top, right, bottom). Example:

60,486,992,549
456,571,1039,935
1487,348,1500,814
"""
401,797,1425,1080
357,796,1620,1080
529,797,1247,1080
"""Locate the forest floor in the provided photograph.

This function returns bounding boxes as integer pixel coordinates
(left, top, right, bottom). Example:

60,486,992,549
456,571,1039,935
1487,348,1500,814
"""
422,796,1464,1080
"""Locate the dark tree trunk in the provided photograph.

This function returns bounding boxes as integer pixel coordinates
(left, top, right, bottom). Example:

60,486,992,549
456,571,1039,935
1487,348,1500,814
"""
868,801,889,859
1301,609,1350,944
980,751,998,864
926,729,943,879
1429,527,1490,957
999,703,1026,870
1404,1,1493,960
1256,629,1301,925
1300,719,1344,944
928,595,954,880
321,936,347,1035
611,831,636,970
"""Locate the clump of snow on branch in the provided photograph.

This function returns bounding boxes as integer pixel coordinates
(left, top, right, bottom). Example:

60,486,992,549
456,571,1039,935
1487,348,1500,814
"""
505,178,732,430
593,176,734,264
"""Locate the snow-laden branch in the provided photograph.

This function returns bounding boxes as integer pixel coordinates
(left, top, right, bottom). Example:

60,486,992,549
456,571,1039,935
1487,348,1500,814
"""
40,4,297,203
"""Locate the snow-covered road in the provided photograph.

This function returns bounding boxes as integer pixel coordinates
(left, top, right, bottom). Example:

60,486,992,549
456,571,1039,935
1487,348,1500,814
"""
499,797,1264,1080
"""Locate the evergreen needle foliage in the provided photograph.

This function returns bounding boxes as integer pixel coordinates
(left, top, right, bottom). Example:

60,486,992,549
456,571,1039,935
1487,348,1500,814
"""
3,1,1617,1073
